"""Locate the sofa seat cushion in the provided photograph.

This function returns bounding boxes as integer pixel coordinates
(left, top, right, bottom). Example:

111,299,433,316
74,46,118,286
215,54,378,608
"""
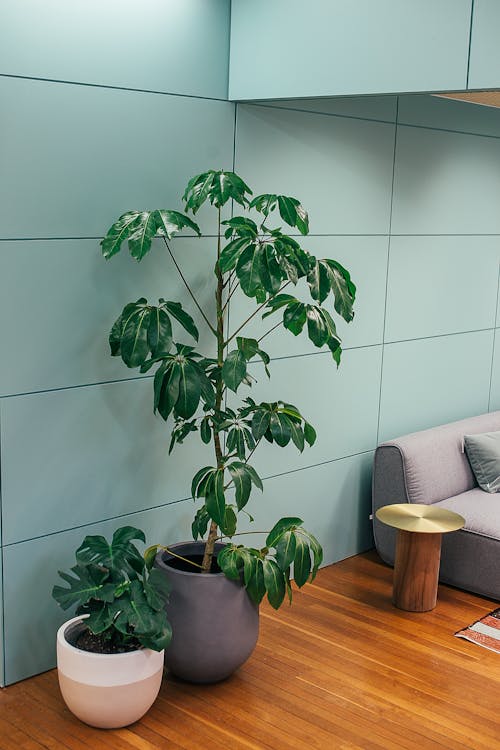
434,489,500,541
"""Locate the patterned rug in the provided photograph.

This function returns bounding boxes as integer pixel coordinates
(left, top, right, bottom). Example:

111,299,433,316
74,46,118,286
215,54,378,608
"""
455,608,500,653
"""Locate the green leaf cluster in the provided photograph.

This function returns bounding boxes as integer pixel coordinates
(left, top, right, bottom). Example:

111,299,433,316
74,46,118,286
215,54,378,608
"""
110,298,199,368
52,526,171,652
218,518,322,610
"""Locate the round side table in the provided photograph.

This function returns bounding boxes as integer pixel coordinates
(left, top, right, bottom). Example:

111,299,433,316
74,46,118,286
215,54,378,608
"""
376,503,465,612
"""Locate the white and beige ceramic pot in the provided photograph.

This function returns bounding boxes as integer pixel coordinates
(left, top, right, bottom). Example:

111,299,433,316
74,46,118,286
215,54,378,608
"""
56,615,164,729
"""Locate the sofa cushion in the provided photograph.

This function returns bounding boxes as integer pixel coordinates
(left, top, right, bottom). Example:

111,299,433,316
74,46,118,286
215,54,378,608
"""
435,489,500,541
379,412,500,505
464,431,500,493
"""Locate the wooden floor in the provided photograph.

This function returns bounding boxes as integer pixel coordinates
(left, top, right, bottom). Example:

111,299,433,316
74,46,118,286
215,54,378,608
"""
1,551,500,749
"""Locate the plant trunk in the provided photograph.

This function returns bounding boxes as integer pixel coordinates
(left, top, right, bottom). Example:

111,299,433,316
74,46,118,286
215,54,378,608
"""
201,207,224,573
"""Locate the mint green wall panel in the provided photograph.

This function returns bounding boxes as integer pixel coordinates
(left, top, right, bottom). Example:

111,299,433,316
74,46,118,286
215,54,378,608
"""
253,97,397,123
1,380,212,544
468,0,500,90
235,105,395,235
0,78,234,239
243,347,381,480
385,237,500,342
379,331,494,443
0,0,230,99
230,236,388,359
391,125,500,235
399,95,500,138
256,453,374,567
2,501,192,684
488,331,500,411
0,237,218,395
229,0,471,100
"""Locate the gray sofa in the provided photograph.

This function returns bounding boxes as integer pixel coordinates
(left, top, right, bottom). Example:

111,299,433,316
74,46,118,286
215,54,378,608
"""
372,412,500,602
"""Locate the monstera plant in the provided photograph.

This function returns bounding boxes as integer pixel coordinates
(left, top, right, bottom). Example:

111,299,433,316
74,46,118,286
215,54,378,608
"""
101,170,355,615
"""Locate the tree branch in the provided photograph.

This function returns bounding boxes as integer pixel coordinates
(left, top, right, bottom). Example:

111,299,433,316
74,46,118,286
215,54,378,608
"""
162,237,216,336
225,281,291,346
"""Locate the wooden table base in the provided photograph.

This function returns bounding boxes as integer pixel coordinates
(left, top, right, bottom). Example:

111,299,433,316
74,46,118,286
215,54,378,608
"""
393,530,442,612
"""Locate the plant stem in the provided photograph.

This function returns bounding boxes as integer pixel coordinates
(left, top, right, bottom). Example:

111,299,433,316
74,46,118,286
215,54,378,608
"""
155,544,204,570
162,237,217,335
201,206,225,573
225,281,292,346
258,321,282,343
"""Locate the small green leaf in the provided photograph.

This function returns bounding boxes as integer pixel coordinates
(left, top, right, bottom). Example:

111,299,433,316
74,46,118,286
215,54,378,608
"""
222,350,247,392
218,546,241,580
294,535,311,587
127,211,159,261
263,559,286,610
266,517,303,548
164,301,199,342
304,422,317,447
121,307,151,368
221,506,237,537
206,470,225,526
277,195,298,228
227,462,252,511
147,307,173,357
155,209,201,238
269,412,291,447
101,211,141,260
251,410,271,441
283,301,307,336
275,531,297,571
200,416,211,444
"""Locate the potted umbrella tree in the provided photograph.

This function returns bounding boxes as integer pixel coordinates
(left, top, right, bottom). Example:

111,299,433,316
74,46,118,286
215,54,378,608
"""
101,170,356,682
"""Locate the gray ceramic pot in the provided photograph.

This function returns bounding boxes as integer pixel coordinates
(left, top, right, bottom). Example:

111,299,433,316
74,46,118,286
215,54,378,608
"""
155,541,259,683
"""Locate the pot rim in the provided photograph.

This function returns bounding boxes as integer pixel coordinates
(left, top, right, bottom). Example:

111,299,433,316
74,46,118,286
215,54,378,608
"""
57,615,159,659
157,540,228,578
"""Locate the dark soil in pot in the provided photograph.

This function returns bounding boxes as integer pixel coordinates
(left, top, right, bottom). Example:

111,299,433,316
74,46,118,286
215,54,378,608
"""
65,620,141,655
156,541,259,683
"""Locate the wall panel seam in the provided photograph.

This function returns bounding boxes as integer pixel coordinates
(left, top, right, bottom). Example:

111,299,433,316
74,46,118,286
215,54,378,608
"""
2,449,375,549
466,0,475,89
0,73,229,103
376,96,399,445
487,262,500,410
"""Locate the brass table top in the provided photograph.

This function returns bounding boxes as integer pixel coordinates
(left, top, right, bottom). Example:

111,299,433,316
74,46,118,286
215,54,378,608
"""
376,503,465,534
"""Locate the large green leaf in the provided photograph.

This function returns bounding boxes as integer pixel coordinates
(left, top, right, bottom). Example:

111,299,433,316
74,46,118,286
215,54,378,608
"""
155,209,200,238
293,535,311,587
227,461,252,510
121,306,151,367
262,559,286,609
306,306,329,347
206,470,225,526
323,259,356,322
163,301,199,342
217,545,242,580
76,526,146,574
269,412,292,447
251,409,271,441
266,517,303,548
283,301,307,336
147,307,173,357
307,259,330,305
275,531,297,571
175,359,202,419
127,211,159,261
219,238,254,273
222,349,247,392
235,244,264,298
52,564,114,611
84,603,115,634
101,211,141,260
